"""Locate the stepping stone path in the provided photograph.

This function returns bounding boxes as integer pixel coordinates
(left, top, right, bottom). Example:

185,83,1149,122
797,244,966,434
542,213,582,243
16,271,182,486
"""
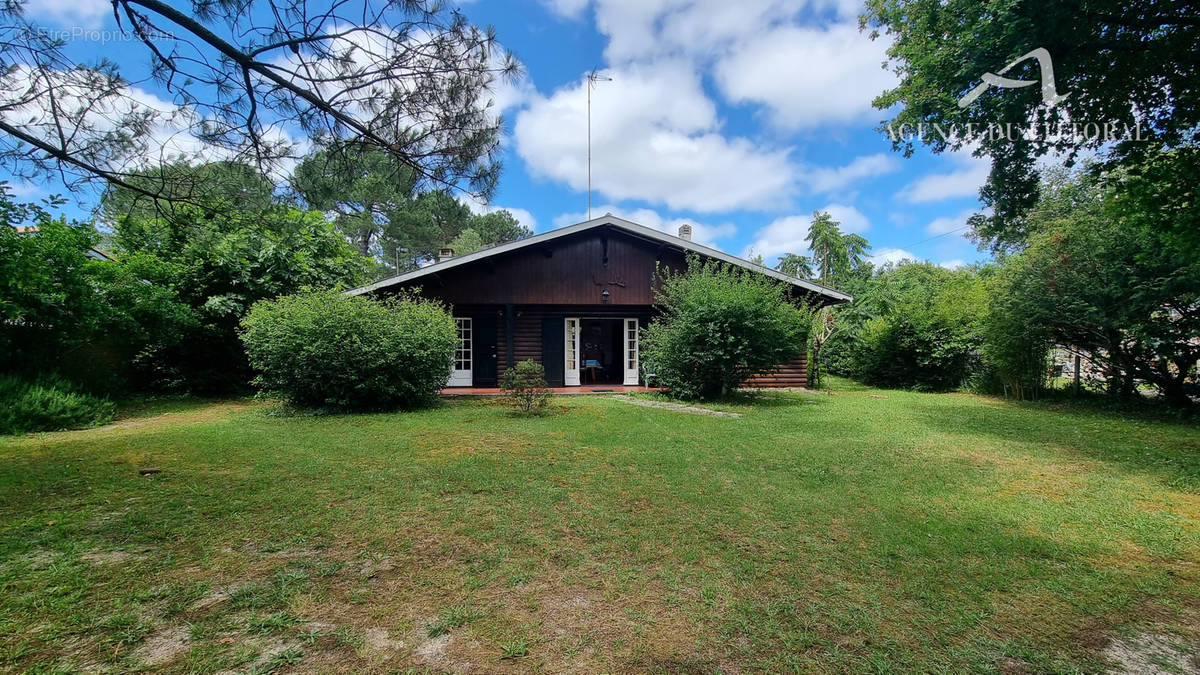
612,395,742,418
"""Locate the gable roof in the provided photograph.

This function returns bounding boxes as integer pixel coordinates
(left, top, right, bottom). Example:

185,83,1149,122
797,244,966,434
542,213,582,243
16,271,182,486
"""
347,214,852,303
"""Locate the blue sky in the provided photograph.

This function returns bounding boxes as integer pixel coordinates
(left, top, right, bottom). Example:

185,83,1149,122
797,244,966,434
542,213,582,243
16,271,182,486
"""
14,0,993,270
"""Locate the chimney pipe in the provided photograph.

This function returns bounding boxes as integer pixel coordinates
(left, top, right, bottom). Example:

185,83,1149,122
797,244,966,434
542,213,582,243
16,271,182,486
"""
677,223,693,241
437,247,454,262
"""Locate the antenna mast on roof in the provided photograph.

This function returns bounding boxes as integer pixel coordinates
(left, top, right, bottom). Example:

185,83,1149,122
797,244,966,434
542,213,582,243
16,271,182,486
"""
587,69,612,220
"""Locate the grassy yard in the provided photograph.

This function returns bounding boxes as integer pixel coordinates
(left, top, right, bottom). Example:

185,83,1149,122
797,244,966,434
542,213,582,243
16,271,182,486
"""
1,382,1198,673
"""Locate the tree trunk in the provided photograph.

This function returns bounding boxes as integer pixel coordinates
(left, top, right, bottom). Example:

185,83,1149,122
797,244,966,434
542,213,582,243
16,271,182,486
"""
358,229,372,257
1155,357,1196,409
810,347,821,390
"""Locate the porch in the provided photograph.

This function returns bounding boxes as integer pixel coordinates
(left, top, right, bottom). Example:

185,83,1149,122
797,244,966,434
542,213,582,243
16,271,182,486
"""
440,385,661,396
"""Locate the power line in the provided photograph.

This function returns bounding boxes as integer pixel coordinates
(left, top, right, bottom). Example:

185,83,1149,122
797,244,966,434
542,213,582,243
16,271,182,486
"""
866,222,973,259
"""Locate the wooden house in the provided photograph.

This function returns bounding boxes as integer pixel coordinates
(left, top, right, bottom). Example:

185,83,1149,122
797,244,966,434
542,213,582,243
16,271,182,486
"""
348,215,850,389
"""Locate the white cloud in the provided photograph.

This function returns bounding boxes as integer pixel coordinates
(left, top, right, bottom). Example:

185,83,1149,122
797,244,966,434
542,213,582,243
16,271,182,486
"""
869,247,919,266
466,200,539,232
26,0,110,27
514,62,794,212
514,1,902,212
742,214,811,262
4,181,43,199
898,152,990,204
594,0,864,64
713,22,896,129
553,204,736,248
821,203,870,234
540,0,591,19
741,202,869,263
924,208,978,236
0,66,303,183
805,153,899,194
939,259,966,270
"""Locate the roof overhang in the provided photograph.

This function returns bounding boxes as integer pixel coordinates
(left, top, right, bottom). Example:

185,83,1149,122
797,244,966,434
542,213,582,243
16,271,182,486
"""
346,214,852,304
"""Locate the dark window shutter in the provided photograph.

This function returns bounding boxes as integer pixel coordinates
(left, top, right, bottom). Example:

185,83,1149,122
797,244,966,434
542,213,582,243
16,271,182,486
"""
541,315,564,387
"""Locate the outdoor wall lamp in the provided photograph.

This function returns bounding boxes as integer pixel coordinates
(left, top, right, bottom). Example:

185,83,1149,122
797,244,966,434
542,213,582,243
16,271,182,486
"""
601,288,611,303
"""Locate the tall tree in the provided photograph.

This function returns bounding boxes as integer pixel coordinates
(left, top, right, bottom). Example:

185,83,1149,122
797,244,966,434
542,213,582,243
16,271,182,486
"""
776,253,814,279
112,204,364,391
467,210,532,248
804,211,848,284
381,190,473,269
863,0,1200,250
380,194,532,270
992,169,1199,407
292,143,418,257
790,212,873,286
99,161,280,225
843,234,872,275
0,0,519,203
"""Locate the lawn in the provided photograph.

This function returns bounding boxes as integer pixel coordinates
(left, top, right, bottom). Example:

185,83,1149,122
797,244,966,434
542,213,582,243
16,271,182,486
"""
1,382,1198,673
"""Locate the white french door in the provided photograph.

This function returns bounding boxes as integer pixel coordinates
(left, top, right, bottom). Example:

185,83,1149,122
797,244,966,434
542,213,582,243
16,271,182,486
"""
564,317,580,386
447,317,473,387
623,318,639,385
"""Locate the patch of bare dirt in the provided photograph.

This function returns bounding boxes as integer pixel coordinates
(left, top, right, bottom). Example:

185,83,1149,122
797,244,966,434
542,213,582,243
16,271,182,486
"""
612,395,742,418
412,632,454,665
4,549,57,570
134,626,190,667
1104,632,1200,674
190,590,229,611
80,550,143,565
363,627,404,652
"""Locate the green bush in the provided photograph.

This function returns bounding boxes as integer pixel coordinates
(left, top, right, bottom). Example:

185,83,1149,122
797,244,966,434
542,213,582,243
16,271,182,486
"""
240,290,457,410
501,360,552,415
854,316,982,391
0,375,116,435
642,257,812,400
830,262,988,392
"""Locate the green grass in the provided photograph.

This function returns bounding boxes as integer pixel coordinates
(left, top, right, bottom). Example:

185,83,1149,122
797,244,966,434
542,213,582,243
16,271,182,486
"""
1,379,1198,672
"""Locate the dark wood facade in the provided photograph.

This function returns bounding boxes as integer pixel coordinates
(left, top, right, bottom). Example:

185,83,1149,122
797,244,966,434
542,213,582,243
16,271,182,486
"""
411,231,688,307
358,219,845,389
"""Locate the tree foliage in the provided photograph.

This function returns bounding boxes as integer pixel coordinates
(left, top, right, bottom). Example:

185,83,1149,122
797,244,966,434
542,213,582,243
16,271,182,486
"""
991,170,1200,407
778,211,873,287
292,146,532,268
0,0,520,202
775,253,814,279
99,161,281,226
240,289,457,410
0,186,194,387
292,143,418,257
111,200,365,391
643,257,813,400
863,0,1200,250
824,262,990,391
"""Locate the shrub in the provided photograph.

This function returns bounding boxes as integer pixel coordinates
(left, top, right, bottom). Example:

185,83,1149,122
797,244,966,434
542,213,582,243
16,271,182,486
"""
501,360,552,415
833,263,988,392
642,257,813,400
240,289,457,410
0,375,116,435
854,316,982,391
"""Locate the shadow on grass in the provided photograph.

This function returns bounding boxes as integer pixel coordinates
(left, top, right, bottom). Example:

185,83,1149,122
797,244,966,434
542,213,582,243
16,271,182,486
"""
910,396,1200,493
631,389,817,411
112,395,230,422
